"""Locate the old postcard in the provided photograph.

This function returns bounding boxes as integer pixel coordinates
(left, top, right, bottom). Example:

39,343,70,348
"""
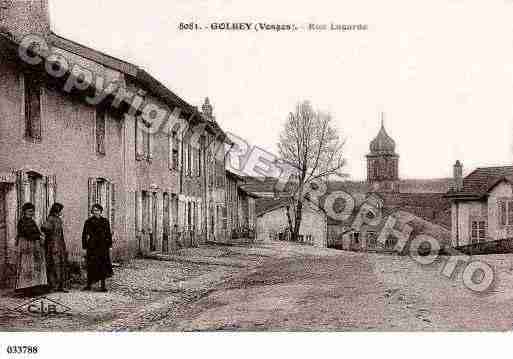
0,0,512,357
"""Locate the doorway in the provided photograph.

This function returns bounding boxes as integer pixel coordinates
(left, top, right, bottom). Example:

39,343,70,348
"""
162,193,170,253
0,185,8,286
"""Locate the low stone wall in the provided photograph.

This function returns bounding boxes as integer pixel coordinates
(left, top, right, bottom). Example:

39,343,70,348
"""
448,238,513,255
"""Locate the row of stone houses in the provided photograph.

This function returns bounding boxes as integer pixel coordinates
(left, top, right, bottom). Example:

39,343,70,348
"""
0,0,257,286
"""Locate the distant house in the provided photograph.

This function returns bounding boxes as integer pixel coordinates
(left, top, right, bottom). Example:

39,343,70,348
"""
446,162,513,247
256,197,327,247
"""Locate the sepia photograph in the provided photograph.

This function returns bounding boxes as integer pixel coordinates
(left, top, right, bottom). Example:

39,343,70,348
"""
0,0,512,357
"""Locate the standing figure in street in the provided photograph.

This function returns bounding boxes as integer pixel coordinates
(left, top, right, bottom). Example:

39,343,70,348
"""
81,204,113,292
15,203,48,295
41,203,68,293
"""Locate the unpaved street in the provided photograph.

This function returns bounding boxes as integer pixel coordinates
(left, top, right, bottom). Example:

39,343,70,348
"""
151,244,513,331
3,242,513,331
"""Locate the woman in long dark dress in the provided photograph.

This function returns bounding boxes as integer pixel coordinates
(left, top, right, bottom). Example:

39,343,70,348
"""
81,204,113,292
15,203,48,295
41,203,68,292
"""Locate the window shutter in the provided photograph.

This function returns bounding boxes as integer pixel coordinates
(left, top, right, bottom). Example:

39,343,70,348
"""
171,132,173,170
110,182,116,229
178,200,184,229
42,176,50,220
96,108,106,155
148,193,154,233
104,181,110,224
156,193,163,245
15,171,27,221
135,117,143,160
49,174,57,207
189,144,193,176
183,141,188,177
88,177,97,215
148,131,153,161
191,147,195,177
135,191,142,232
24,73,42,140
500,200,507,227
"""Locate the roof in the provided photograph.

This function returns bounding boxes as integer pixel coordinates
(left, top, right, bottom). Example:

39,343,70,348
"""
226,169,245,181
241,178,452,196
369,122,396,154
1,30,233,143
256,197,292,216
238,187,260,199
447,166,513,199
49,32,139,77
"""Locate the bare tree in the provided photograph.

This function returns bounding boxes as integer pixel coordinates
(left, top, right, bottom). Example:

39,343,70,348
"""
277,101,346,243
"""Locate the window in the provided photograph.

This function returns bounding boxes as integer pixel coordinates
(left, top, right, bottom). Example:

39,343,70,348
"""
198,136,204,177
222,206,227,230
88,177,115,228
499,199,513,226
24,72,42,141
353,232,360,244
136,117,152,161
188,143,193,176
471,220,487,243
367,232,377,248
27,172,44,224
171,131,179,170
96,107,106,155
186,201,192,229
142,190,150,231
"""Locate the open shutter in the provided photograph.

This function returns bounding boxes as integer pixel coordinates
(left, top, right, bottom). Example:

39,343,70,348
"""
110,182,116,229
47,174,57,209
135,191,142,232
189,145,196,177
148,130,153,161
15,171,27,222
88,178,97,216
183,141,188,177
135,117,143,160
178,200,184,229
146,192,154,232
105,181,111,227
156,193,163,249
42,176,49,221
198,202,202,232
171,131,173,170
500,200,507,227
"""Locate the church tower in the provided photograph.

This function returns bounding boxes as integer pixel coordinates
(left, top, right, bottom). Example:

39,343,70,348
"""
366,113,399,192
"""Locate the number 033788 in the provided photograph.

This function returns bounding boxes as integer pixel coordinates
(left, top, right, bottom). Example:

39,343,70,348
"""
6,345,39,354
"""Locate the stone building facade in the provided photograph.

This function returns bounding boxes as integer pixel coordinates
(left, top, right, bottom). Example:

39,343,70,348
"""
0,0,246,286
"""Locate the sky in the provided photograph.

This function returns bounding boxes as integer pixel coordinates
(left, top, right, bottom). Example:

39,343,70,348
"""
48,0,513,180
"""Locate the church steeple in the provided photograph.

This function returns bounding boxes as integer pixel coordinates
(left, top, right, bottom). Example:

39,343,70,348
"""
369,112,396,154
201,97,215,121
366,112,400,192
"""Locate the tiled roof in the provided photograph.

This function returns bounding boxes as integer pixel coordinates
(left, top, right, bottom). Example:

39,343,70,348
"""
459,166,513,196
242,178,451,195
49,32,139,77
1,30,234,142
256,197,293,216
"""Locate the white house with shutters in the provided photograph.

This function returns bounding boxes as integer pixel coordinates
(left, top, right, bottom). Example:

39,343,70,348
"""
446,162,513,247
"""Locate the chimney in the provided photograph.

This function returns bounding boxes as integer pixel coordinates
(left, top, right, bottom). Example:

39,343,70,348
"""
0,0,51,41
453,160,463,191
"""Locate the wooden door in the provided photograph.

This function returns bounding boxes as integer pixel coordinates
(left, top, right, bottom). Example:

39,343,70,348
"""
150,193,157,251
162,193,170,253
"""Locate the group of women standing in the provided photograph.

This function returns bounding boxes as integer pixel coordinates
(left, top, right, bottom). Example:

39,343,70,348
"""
14,202,113,296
